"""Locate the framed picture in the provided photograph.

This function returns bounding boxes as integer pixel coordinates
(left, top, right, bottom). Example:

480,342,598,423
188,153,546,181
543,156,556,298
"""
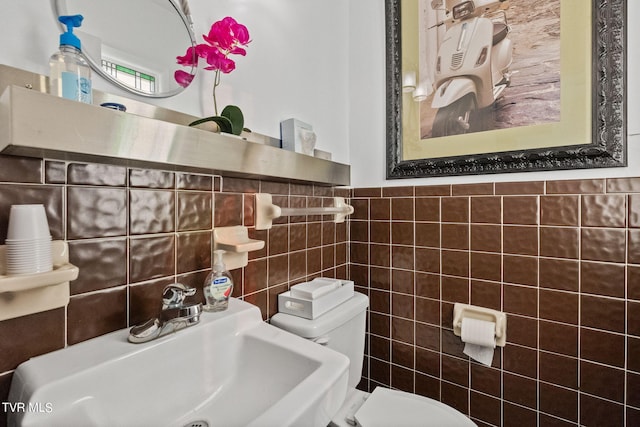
386,0,627,178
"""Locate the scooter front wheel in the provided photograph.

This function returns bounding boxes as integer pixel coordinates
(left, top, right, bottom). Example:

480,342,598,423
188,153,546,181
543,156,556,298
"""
431,94,478,138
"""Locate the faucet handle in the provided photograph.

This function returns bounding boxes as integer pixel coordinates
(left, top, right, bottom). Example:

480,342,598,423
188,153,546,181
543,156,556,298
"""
162,283,196,309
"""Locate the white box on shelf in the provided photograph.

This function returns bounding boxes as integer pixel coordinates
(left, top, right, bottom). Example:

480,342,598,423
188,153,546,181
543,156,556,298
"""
313,148,332,160
278,279,354,319
280,118,316,155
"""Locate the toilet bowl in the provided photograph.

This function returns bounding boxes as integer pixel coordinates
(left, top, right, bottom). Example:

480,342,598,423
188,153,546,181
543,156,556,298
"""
270,292,476,427
331,387,475,427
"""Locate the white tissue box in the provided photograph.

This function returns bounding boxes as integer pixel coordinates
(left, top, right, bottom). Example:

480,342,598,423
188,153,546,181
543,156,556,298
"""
290,277,342,300
313,149,332,160
278,279,354,319
280,118,315,155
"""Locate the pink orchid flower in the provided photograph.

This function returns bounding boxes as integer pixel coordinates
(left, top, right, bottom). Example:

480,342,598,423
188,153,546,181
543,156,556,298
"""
204,17,250,52
174,70,195,88
176,46,198,67
201,46,236,74
175,16,250,115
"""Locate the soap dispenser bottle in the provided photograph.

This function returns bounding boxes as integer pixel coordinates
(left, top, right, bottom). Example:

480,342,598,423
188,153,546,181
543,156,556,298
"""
203,250,234,312
49,14,92,104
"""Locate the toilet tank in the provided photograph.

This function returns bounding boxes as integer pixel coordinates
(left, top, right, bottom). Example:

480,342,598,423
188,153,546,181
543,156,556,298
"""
271,292,369,388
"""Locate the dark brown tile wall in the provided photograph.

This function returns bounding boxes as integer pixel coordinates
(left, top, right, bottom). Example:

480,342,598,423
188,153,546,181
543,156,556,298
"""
350,178,640,427
5,153,640,427
0,155,349,426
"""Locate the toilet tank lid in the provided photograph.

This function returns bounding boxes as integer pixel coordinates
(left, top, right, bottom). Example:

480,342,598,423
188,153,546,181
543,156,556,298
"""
270,292,368,338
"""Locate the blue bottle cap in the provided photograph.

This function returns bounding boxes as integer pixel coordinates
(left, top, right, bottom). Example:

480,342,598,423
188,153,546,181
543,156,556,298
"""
58,15,83,50
100,103,127,112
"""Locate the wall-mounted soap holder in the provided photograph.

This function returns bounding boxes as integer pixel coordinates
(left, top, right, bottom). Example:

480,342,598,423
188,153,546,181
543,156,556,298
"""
453,303,507,347
254,193,354,230
0,240,78,321
213,226,265,270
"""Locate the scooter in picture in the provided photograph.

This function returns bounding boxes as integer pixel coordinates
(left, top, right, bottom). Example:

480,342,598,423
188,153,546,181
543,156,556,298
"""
429,0,513,137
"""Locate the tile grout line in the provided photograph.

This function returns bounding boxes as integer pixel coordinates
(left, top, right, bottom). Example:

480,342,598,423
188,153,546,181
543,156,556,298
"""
439,194,443,404
537,192,541,427
467,195,472,417
624,192,629,427
576,193,582,426
500,193,506,427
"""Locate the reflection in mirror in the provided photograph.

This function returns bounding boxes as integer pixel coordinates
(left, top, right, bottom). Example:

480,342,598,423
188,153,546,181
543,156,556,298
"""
52,0,197,98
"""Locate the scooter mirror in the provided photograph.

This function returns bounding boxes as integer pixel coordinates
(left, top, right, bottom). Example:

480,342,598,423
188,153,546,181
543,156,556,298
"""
431,0,444,9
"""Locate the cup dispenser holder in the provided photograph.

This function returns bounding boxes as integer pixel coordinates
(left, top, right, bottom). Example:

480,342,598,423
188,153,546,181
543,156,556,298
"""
0,240,78,321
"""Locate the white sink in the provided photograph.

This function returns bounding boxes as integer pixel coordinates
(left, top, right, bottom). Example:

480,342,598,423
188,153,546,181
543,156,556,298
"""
8,298,349,427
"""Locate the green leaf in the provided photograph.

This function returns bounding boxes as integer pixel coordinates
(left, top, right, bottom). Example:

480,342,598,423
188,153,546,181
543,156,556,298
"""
221,105,245,135
188,116,233,134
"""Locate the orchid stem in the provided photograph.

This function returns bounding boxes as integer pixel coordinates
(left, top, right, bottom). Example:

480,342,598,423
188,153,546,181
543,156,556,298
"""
212,70,221,116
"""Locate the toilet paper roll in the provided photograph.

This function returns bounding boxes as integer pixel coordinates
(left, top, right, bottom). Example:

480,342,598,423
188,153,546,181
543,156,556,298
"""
461,317,496,366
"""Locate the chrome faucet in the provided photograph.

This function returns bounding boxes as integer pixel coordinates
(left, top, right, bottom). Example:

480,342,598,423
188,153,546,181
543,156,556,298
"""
128,283,202,344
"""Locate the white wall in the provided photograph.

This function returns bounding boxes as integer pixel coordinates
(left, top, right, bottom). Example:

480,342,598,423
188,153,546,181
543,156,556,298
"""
0,0,350,164
348,0,640,188
1,1,637,188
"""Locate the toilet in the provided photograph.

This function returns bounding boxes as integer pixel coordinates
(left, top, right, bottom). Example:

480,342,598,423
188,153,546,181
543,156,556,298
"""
270,292,476,427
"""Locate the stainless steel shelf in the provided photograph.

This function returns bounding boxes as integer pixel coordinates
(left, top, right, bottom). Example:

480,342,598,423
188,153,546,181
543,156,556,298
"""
0,85,350,186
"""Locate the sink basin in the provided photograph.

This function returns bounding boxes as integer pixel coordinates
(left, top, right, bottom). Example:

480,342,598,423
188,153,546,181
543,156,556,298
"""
8,298,349,427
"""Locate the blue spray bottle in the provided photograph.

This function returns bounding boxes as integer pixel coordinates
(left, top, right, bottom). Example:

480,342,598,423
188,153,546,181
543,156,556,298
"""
49,15,92,104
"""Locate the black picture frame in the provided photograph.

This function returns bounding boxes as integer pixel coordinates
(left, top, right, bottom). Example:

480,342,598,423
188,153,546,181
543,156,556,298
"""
386,0,627,179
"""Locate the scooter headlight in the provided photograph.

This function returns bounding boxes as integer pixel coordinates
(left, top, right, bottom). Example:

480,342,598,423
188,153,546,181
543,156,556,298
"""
452,1,475,20
475,47,488,66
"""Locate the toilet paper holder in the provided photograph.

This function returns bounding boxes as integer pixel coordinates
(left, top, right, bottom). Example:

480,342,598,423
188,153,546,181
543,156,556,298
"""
453,303,507,347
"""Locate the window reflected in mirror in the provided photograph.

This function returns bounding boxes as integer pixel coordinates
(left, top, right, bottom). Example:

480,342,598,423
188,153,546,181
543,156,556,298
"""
101,60,157,94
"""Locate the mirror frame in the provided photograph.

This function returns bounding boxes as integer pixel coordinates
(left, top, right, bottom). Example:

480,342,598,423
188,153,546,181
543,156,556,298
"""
51,0,197,98
386,0,627,179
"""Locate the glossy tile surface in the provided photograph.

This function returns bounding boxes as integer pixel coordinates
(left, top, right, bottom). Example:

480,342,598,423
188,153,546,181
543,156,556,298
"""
581,228,626,262
177,192,212,231
45,160,66,184
581,194,626,227
176,232,211,274
68,239,127,294
540,227,579,259
177,173,213,191
0,155,42,183
68,163,127,186
546,179,605,194
5,156,640,427
471,196,501,223
0,309,65,372
350,177,640,426
129,189,176,234
441,197,469,222
540,195,579,226
503,196,538,225
68,187,127,238
129,168,175,189
214,192,243,226
0,159,350,427
67,287,128,345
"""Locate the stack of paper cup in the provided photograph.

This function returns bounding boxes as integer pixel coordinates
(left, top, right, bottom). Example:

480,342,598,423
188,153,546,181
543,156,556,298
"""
5,204,52,275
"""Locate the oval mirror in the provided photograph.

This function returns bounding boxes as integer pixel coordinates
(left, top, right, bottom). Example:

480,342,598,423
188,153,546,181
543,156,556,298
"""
51,0,197,98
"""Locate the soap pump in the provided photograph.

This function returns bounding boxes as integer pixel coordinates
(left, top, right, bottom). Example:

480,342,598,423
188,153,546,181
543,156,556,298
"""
49,14,92,104
203,250,234,312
